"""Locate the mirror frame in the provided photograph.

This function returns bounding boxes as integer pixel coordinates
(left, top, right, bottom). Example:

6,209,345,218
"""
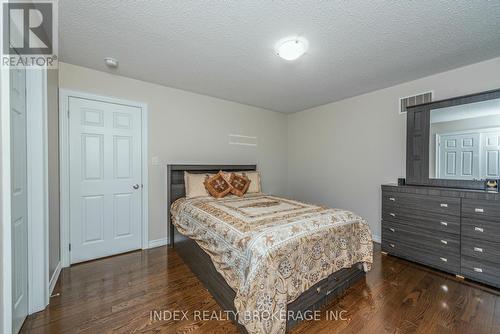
406,88,500,190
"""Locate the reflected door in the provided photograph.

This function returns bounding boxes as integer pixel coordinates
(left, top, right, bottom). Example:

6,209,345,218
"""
438,133,480,180
69,97,142,264
482,133,500,178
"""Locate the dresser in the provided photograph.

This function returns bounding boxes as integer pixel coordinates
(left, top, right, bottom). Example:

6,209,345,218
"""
382,184,500,288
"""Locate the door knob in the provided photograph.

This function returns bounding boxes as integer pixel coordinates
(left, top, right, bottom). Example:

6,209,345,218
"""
133,184,140,190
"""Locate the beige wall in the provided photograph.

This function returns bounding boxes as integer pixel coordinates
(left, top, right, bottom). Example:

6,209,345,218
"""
59,62,288,242
47,69,60,278
287,57,500,241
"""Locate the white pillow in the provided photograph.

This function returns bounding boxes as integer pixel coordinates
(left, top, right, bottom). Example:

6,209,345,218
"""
184,172,212,198
223,171,261,193
244,171,262,193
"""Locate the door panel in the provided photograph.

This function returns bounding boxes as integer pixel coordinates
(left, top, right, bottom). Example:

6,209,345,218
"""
82,134,104,180
114,193,133,238
438,133,480,179
69,97,142,264
113,136,132,178
82,195,105,244
482,133,500,178
10,68,28,333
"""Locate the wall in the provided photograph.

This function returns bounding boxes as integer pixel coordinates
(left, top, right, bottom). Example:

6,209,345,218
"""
47,69,60,279
59,62,288,242
287,57,500,241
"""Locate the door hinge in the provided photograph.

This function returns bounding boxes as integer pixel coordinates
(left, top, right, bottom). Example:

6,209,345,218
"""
69,243,71,252
67,109,70,118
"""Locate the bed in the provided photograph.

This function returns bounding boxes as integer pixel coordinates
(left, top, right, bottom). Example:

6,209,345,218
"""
167,164,373,334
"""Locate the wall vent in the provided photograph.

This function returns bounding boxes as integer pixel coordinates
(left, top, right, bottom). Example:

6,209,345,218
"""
399,91,433,114
228,134,257,147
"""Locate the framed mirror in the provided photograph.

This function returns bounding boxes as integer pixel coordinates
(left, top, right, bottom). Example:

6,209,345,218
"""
407,88,500,190
429,98,500,181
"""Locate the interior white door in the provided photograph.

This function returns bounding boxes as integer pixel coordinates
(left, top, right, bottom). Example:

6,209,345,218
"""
69,97,142,264
438,133,480,180
482,132,500,178
10,68,28,333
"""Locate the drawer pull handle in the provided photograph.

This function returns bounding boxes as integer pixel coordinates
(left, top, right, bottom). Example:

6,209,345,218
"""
474,267,483,273
475,208,484,213
440,203,448,208
473,247,483,253
389,197,396,201
316,287,322,293
389,213,396,217
440,257,448,262
440,240,448,245
389,243,395,248
474,227,484,233
389,228,395,232
440,221,448,226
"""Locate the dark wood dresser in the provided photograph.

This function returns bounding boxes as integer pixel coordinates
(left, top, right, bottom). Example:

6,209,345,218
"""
382,184,500,288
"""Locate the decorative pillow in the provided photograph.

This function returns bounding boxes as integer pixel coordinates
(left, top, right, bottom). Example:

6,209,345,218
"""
204,171,233,198
228,173,251,197
223,171,262,193
184,172,212,198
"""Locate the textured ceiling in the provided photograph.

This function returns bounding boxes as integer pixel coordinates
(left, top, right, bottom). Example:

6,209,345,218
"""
59,1,500,113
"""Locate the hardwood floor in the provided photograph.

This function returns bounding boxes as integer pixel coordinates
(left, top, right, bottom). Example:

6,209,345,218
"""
22,244,500,334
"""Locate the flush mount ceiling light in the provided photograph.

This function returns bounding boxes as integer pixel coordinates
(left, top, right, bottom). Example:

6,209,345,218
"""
276,37,308,61
104,57,119,68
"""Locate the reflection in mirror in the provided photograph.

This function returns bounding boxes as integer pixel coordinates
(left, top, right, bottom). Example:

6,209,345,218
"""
429,98,500,180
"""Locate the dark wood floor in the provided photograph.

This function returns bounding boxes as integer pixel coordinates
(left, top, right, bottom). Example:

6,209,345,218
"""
22,244,500,334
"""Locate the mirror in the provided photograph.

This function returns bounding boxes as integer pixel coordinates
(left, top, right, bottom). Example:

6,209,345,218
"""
429,98,500,180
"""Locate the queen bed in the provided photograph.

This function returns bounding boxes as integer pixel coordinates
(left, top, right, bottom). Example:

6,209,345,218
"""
167,164,373,334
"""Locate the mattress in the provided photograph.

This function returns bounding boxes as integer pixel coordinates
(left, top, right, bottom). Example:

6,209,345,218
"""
171,193,373,334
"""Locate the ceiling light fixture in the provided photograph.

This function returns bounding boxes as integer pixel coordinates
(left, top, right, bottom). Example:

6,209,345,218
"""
276,37,308,61
104,57,119,68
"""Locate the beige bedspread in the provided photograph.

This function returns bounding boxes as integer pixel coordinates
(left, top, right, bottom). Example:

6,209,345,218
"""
171,193,373,334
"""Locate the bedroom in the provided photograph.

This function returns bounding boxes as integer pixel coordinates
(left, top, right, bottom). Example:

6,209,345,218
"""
1,1,500,333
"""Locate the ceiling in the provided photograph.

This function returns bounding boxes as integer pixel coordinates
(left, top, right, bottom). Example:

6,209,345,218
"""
59,1,500,113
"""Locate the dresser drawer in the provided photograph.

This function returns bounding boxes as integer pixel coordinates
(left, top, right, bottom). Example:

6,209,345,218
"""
383,191,460,216
462,199,500,220
461,237,500,264
382,206,460,235
382,220,459,254
462,218,500,243
382,237,460,274
461,256,500,288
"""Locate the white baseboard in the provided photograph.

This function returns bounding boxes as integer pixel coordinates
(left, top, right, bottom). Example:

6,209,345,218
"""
148,238,168,249
49,261,61,296
372,234,381,243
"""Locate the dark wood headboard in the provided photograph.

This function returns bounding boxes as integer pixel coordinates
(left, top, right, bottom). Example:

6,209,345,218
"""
167,164,257,247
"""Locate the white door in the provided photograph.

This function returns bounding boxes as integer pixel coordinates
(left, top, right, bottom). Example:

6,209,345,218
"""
10,68,28,333
438,133,480,180
482,132,500,179
69,97,143,264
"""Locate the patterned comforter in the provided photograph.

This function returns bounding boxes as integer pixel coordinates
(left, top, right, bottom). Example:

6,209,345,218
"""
171,193,373,334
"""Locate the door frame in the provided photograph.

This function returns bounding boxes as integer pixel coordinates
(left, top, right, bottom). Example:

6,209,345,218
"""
1,60,13,334
59,90,149,268
26,69,50,313
1,67,50,333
